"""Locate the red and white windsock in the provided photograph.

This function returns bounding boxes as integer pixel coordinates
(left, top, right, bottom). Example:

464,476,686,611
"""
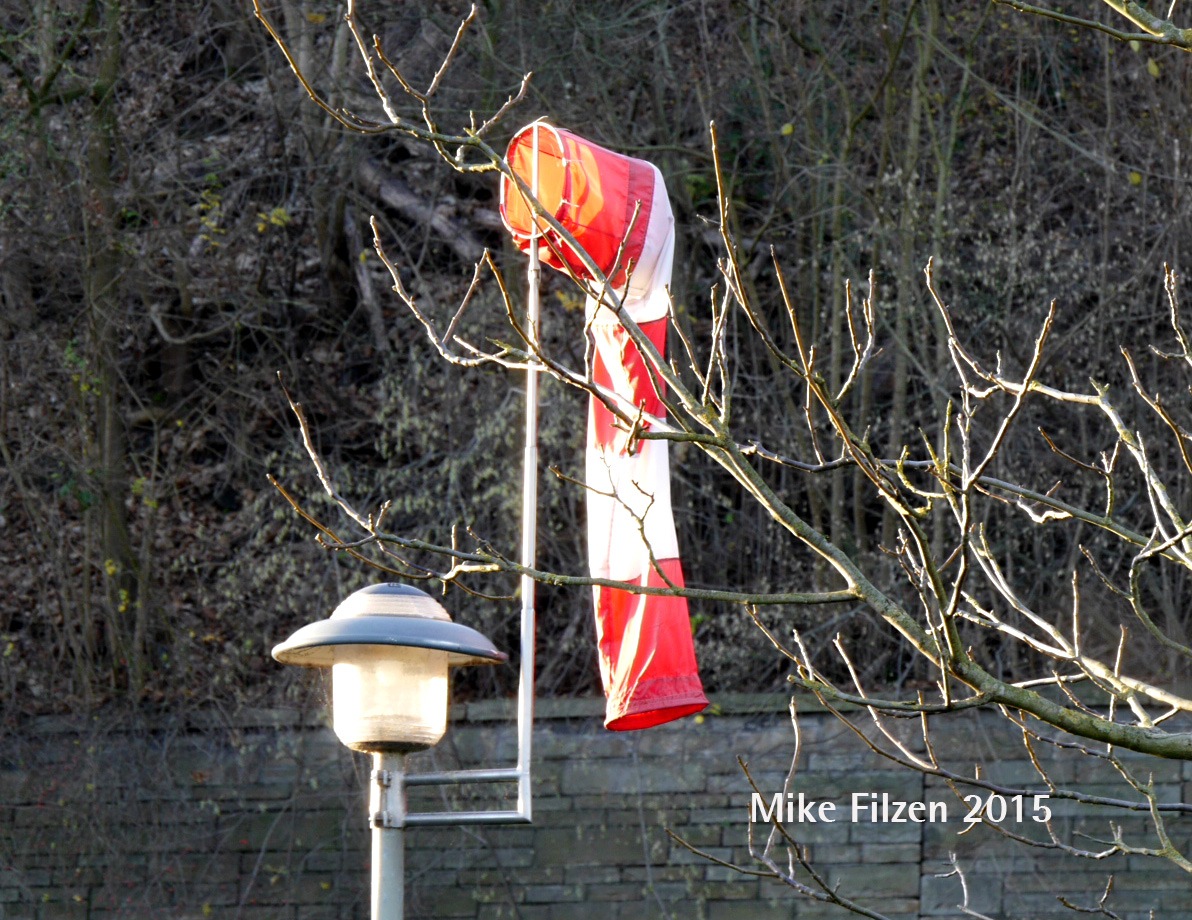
501,123,708,730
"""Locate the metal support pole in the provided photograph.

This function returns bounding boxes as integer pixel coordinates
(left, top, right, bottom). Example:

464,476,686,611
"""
515,122,542,823
370,752,406,920
398,124,543,823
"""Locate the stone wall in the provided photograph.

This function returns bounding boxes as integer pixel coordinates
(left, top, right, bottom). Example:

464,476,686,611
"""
2,695,1188,919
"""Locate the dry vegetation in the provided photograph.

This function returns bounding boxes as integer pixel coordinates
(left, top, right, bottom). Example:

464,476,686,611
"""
1,0,1191,725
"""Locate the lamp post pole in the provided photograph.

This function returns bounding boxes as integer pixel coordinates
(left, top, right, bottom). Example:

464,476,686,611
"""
370,752,406,920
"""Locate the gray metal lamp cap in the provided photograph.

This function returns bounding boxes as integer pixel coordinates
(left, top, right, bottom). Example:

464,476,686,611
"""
271,583,508,668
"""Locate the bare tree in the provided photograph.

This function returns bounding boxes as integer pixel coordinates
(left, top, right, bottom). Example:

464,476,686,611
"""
996,0,1192,51
257,2,1192,914
0,0,392,706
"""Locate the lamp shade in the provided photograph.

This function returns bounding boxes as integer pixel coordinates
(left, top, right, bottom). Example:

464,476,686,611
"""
272,584,507,753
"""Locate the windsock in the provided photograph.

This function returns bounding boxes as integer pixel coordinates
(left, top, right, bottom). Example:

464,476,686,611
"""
501,122,708,730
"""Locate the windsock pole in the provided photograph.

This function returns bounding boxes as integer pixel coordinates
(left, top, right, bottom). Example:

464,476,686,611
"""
515,122,542,820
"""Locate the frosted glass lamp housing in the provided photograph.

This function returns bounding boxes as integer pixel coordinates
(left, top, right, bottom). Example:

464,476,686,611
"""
272,584,507,753
331,646,448,752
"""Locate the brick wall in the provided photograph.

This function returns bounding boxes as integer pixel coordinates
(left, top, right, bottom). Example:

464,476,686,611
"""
2,696,1188,919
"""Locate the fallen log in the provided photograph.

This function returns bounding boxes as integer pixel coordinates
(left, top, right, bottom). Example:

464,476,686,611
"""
356,158,485,264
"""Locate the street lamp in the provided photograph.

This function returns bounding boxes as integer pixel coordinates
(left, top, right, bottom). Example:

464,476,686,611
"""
272,583,516,920
273,121,547,920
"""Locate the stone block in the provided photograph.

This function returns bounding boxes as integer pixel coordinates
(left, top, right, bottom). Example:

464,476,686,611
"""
1085,751,1181,785
674,793,731,810
807,771,925,805
1001,889,1109,918
33,900,91,919
528,795,572,813
563,865,620,884
477,904,550,920
522,884,582,903
13,805,61,829
583,882,646,902
0,869,50,888
686,879,758,900
635,880,690,902
766,819,848,845
547,903,627,920
860,842,921,864
699,806,750,825
294,908,358,919
567,794,614,812
197,907,289,920
619,866,701,883
410,885,481,917
848,819,922,844
627,729,701,759
666,844,733,866
537,734,631,763
920,869,1000,915
219,811,297,851
705,900,796,920
559,759,705,796
0,771,31,805
0,887,28,904
532,826,662,868
664,822,721,847
459,866,562,888
706,769,787,795
702,863,748,883
180,882,242,910
1110,868,1192,891
482,846,534,869
447,729,518,766
824,863,920,899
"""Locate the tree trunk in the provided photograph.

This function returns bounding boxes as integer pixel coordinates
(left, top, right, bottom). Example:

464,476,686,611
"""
84,0,142,692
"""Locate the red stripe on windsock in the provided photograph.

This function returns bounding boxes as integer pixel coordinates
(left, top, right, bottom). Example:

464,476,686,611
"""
595,559,707,730
587,320,707,730
590,317,668,451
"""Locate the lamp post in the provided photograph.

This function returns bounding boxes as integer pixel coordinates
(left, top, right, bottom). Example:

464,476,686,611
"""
272,583,512,920
275,121,546,920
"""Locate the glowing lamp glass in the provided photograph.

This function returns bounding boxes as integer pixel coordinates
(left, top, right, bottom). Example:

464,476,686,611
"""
331,645,449,753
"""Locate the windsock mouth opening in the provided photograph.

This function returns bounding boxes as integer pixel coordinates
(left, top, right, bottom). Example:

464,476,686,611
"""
498,121,657,288
499,120,567,242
